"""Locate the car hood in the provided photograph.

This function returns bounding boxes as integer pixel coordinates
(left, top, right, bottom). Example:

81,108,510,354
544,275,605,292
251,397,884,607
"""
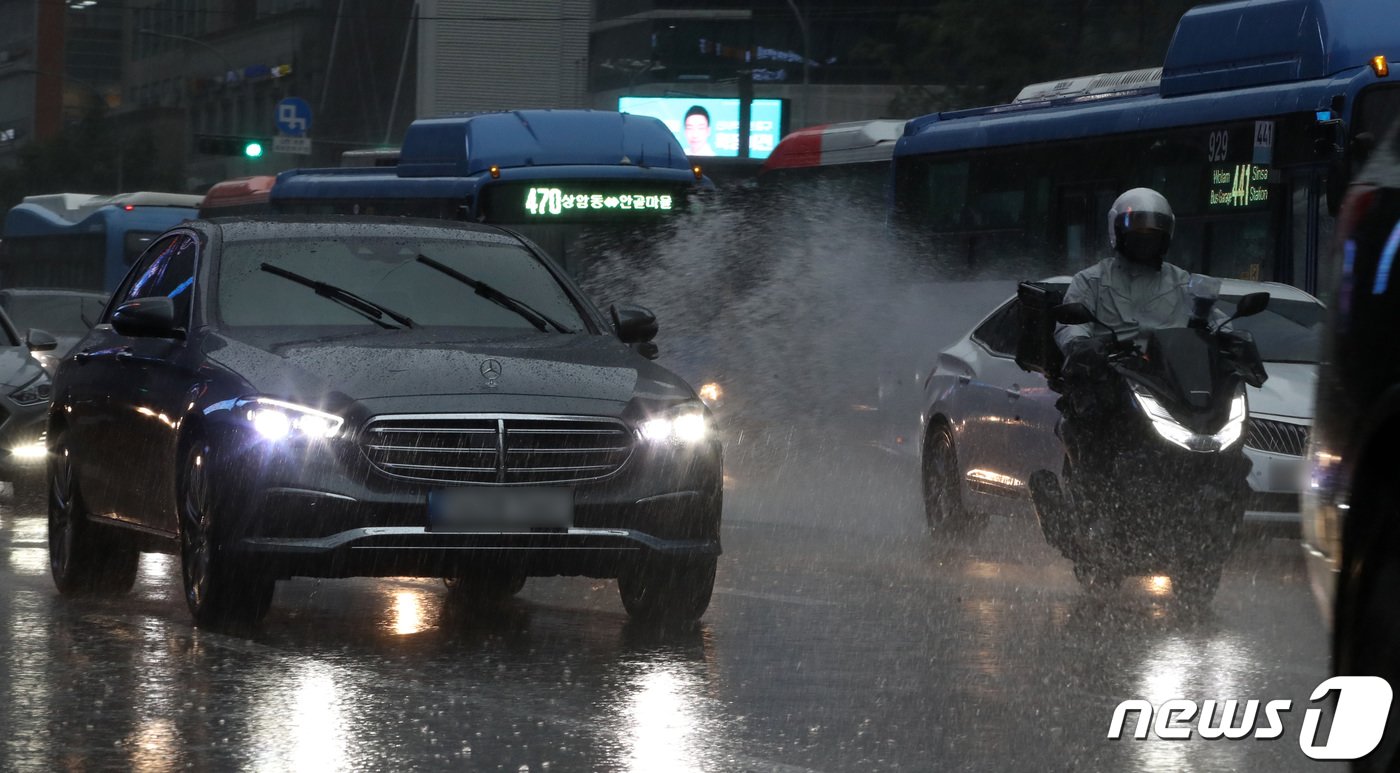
205,329,695,406
53,335,85,357
0,347,43,388
1247,362,1315,420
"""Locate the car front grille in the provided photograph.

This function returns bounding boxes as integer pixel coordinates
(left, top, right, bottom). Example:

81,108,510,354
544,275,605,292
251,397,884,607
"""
1245,418,1310,457
360,415,633,485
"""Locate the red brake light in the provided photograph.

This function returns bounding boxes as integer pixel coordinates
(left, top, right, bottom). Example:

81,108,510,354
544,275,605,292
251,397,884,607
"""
123,204,135,211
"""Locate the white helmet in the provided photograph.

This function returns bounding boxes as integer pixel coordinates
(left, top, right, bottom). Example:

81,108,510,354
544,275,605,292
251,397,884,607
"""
1107,187,1175,271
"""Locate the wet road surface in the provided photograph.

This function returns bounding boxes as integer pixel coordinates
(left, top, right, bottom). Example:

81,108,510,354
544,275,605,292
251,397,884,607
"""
0,434,1337,772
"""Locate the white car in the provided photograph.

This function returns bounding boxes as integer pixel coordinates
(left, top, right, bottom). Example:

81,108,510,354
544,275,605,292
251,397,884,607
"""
917,277,1322,530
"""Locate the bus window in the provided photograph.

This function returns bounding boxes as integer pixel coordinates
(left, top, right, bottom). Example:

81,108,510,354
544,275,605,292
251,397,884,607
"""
124,231,161,266
924,160,969,230
1355,85,1400,146
1206,213,1275,281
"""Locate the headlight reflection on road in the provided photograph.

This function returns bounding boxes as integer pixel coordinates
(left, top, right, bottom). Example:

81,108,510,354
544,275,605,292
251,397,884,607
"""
1128,634,1252,770
622,663,706,772
390,589,430,636
253,661,353,772
138,553,176,587
8,518,48,574
129,718,179,773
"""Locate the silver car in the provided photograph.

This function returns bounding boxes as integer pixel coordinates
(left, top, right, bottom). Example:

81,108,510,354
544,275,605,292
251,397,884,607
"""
918,278,1323,531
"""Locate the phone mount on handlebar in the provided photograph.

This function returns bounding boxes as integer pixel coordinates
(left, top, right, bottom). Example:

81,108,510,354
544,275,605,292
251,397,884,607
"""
1188,275,1222,330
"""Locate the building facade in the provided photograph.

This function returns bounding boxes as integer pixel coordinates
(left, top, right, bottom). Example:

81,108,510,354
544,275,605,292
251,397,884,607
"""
118,0,417,191
415,0,590,118
0,0,121,170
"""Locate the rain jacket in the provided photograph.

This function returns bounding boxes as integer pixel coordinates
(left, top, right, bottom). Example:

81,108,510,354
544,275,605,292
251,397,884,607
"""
1054,257,1205,351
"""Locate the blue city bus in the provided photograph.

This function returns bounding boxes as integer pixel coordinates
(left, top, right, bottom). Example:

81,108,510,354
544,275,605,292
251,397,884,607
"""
1,192,203,291
890,0,1398,294
271,110,714,274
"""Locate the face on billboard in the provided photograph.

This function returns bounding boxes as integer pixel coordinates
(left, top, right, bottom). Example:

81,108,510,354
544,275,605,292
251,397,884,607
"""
618,97,784,159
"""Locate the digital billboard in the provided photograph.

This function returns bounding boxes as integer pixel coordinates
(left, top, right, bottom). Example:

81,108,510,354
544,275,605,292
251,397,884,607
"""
617,97,784,160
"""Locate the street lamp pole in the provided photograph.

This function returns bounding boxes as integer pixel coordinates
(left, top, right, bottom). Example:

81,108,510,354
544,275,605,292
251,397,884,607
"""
784,0,811,127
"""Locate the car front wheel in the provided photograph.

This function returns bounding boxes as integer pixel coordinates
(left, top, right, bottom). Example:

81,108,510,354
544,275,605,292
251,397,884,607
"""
922,424,970,535
618,557,717,623
48,443,138,595
179,442,275,628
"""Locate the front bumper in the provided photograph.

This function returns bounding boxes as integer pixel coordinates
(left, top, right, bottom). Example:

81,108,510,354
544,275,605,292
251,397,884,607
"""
232,525,719,580
213,417,724,581
1243,446,1305,526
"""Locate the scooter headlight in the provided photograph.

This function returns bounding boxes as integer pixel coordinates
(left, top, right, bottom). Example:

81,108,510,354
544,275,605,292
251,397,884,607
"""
1212,391,1248,450
1131,387,1246,453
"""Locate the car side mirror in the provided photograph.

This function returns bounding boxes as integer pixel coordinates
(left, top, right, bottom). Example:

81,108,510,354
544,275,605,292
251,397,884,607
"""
611,303,658,344
111,297,180,339
1232,292,1270,320
25,328,58,352
1053,302,1095,326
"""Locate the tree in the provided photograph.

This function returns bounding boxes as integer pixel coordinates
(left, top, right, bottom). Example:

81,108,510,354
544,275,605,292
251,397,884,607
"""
0,109,184,210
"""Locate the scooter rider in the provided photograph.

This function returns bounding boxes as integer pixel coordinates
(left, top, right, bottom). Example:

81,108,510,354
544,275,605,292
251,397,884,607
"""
1054,187,1194,363
1046,188,1214,520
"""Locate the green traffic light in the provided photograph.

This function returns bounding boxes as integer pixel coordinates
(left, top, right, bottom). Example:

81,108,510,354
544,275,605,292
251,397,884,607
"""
244,141,264,158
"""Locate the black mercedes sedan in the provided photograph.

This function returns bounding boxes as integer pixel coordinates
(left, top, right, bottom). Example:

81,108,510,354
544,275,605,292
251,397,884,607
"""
47,217,723,627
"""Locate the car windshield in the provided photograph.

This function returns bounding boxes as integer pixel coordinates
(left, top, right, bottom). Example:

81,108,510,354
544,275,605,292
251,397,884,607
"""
0,293,103,336
216,234,589,332
1218,296,1323,363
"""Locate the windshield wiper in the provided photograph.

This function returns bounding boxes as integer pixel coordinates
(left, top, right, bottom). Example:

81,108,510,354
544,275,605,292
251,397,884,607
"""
415,254,575,333
259,263,415,330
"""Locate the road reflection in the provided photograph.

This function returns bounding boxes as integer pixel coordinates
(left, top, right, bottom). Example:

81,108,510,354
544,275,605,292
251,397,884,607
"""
0,502,1329,771
251,660,355,771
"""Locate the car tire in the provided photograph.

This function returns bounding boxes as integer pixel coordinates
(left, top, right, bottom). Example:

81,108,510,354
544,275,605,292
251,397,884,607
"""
617,557,717,624
179,442,274,628
444,571,527,606
48,443,138,595
922,424,970,535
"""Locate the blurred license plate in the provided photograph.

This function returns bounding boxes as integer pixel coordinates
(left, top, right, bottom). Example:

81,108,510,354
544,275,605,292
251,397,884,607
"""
427,487,573,532
1270,456,1302,491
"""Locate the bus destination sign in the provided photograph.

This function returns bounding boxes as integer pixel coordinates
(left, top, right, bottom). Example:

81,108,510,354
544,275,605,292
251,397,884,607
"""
524,187,673,217
1208,163,1272,211
478,181,689,224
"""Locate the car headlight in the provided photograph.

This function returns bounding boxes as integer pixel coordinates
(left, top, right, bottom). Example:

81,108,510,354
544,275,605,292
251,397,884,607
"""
1132,387,1246,453
10,371,52,406
30,351,59,375
637,402,709,445
240,398,343,440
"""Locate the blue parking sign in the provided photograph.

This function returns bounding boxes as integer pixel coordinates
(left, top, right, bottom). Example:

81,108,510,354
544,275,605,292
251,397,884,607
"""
276,97,312,137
